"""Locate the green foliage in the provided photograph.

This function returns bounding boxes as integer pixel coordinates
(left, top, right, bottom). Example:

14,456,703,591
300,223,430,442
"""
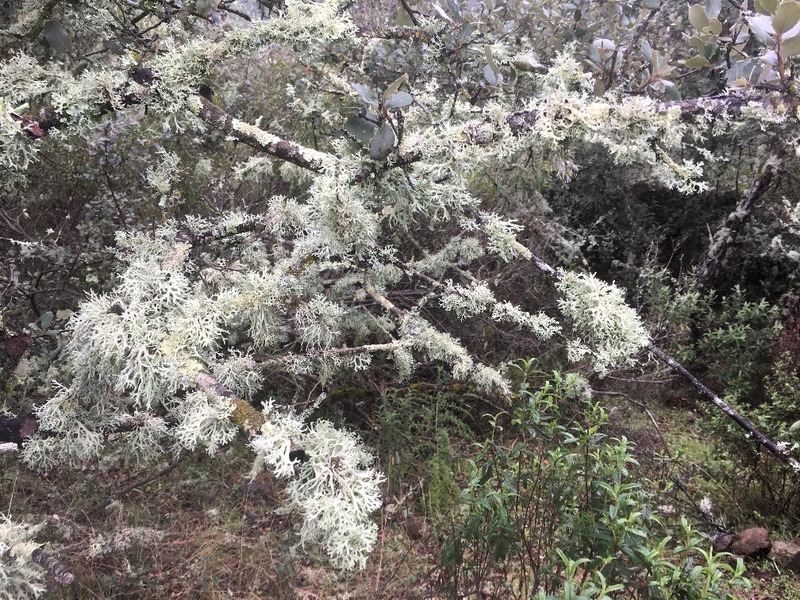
438,361,750,599
378,389,476,516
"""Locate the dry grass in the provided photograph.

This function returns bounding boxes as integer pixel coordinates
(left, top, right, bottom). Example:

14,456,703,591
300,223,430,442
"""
1,437,435,599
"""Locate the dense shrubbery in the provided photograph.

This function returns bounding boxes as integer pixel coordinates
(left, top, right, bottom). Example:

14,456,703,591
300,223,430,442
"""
438,362,749,599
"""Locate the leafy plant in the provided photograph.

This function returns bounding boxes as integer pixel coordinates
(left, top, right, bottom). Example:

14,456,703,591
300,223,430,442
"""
438,360,749,599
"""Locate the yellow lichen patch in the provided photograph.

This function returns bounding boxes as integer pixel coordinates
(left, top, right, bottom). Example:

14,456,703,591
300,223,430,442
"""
232,118,283,148
230,396,265,432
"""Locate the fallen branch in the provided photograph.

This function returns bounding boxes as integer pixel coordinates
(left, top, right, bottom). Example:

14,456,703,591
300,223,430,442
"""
649,345,798,468
526,250,799,467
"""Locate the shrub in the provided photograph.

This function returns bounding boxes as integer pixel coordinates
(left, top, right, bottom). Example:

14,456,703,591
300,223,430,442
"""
438,360,749,599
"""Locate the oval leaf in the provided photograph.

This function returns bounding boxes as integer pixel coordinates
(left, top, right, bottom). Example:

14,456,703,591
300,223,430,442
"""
641,38,653,63
385,91,413,109
662,81,682,100
685,55,711,67
773,0,800,34
351,83,378,107
43,20,73,54
756,0,779,14
344,117,377,144
688,4,710,31
780,31,800,55
369,122,396,160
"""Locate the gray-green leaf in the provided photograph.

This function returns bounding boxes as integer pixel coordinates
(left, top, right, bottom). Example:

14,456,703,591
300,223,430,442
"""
43,20,73,54
385,91,413,109
369,122,396,160
383,73,409,102
344,117,377,144
352,83,379,107
773,0,800,35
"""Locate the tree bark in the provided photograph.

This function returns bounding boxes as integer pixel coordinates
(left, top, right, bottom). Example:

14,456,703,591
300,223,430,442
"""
695,159,779,291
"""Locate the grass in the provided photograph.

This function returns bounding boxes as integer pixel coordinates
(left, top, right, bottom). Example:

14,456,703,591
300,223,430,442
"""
3,384,800,598
2,431,440,599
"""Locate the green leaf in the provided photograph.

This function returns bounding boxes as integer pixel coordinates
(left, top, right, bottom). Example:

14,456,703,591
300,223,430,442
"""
689,35,708,49
351,83,378,107
662,81,682,100
593,77,606,96
382,73,409,103
756,0,779,14
369,122,396,160
343,117,377,144
709,17,723,35
396,3,414,25
484,45,500,74
688,4,710,31
773,0,800,34
385,91,413,109
780,32,800,55
641,38,652,63
43,20,73,54
685,55,711,67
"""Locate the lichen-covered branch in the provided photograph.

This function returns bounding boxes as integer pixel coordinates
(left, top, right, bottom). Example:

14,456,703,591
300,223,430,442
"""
526,249,797,466
505,92,799,136
192,97,330,172
696,154,782,291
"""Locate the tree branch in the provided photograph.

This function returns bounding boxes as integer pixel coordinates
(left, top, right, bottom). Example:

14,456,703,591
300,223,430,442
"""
525,250,798,467
649,345,798,468
696,150,784,291
505,93,798,135
192,97,330,172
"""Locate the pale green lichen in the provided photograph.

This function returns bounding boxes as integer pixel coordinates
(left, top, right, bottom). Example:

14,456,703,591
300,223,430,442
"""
556,270,650,375
0,515,46,600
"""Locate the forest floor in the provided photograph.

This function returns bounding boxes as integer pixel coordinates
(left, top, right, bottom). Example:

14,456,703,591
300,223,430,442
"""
2,382,800,599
